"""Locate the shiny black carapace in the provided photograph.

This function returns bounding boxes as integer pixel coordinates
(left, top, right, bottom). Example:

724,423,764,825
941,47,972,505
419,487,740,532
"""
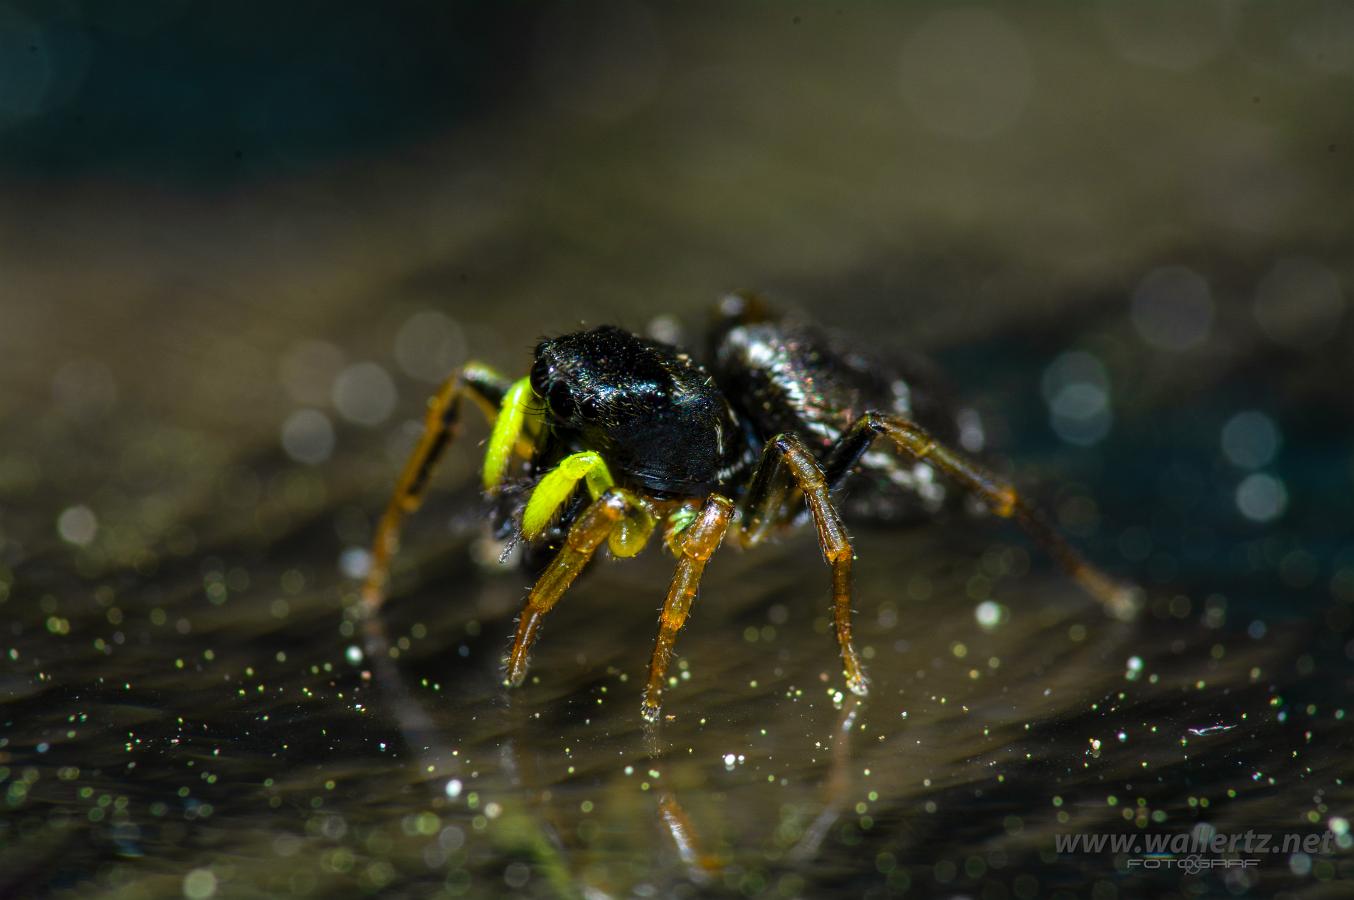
361,293,1139,722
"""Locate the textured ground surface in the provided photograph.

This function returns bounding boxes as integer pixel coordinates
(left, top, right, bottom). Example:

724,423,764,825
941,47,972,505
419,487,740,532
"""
1,4,1352,898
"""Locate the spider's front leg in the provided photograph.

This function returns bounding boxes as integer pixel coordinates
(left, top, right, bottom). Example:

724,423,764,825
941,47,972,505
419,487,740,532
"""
505,489,639,687
641,495,735,722
737,434,869,697
822,411,1141,620
361,363,511,614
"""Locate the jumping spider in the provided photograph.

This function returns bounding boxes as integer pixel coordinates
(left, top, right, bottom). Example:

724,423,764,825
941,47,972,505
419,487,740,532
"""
361,293,1139,722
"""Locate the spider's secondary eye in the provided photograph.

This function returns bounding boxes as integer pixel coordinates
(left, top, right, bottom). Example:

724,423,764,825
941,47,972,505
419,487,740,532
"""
548,381,575,418
529,360,550,396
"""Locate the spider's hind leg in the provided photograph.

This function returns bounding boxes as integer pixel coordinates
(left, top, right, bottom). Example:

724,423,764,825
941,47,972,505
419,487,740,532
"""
737,434,869,697
822,411,1141,620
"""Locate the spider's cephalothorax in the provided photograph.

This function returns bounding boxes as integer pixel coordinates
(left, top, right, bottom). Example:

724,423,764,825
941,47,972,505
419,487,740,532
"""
528,326,749,496
361,294,1140,723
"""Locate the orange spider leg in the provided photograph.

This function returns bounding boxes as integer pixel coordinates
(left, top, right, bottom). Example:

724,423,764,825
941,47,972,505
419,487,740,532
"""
823,411,1141,620
361,364,508,614
505,490,641,687
641,494,735,722
739,434,868,697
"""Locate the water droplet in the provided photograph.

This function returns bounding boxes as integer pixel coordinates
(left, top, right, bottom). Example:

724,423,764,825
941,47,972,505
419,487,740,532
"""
1041,351,1112,446
339,547,370,580
182,868,217,900
1235,473,1287,522
56,505,97,546
1220,410,1280,469
1131,265,1213,350
280,409,335,465
1253,257,1345,349
332,362,397,427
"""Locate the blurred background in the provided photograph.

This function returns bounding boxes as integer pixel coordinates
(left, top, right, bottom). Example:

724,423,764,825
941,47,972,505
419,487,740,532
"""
1,2,1352,898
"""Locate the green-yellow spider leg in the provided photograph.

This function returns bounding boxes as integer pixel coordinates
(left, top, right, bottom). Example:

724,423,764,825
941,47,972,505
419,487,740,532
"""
362,363,512,614
481,377,547,491
738,433,868,698
506,489,645,686
641,494,734,722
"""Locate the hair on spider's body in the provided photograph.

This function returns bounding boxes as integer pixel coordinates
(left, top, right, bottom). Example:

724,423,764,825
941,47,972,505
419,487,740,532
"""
361,293,1141,723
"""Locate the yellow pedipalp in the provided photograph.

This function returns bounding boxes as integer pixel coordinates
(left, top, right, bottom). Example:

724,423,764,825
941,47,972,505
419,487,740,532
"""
522,451,615,539
608,504,655,558
482,377,541,491
522,451,657,557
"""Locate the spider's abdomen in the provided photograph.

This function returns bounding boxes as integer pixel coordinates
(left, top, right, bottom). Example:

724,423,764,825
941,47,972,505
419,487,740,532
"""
712,314,973,520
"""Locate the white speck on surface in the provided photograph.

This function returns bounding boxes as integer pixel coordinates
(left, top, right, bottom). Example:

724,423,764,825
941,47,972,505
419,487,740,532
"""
956,407,985,453
1041,351,1112,446
1130,265,1213,351
1221,410,1281,469
182,868,217,900
645,314,683,345
1235,473,1287,522
1253,256,1345,348
57,505,98,546
975,601,1002,630
339,547,371,580
503,861,531,890
445,778,462,799
281,409,335,465
332,362,397,427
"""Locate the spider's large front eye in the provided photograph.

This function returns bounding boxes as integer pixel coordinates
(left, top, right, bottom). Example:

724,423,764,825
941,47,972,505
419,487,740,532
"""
548,381,575,418
577,393,601,420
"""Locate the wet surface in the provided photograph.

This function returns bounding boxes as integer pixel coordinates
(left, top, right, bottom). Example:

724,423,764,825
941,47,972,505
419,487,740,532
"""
2,5,1353,898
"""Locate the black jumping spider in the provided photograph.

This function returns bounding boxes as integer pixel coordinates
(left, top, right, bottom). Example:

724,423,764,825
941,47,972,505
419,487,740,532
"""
361,293,1138,722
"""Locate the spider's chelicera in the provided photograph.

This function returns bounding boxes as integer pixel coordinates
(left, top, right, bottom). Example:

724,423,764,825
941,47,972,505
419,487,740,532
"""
361,293,1140,722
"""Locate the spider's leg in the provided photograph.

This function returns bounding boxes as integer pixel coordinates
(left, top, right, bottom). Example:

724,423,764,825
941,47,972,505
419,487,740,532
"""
641,494,734,722
738,434,868,697
362,363,511,614
505,489,643,687
658,793,722,881
822,411,1140,620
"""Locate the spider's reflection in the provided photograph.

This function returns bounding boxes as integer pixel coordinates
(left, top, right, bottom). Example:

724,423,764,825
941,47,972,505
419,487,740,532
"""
362,612,866,893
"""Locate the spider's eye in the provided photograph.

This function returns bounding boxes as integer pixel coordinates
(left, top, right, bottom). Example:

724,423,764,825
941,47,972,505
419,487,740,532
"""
548,381,575,418
577,393,601,421
529,360,550,397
